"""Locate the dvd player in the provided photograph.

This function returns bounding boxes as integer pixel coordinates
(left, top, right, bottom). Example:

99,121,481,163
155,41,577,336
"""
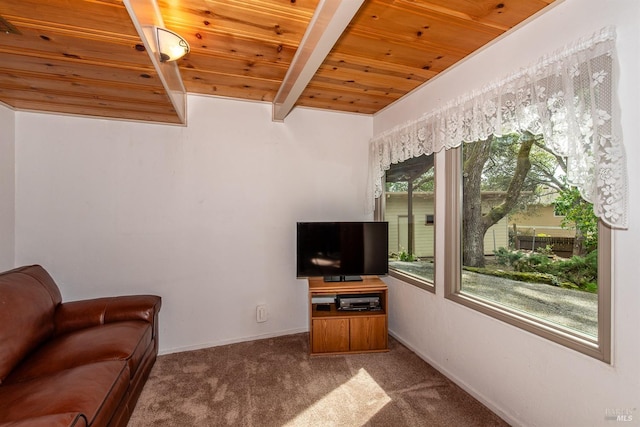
336,293,381,311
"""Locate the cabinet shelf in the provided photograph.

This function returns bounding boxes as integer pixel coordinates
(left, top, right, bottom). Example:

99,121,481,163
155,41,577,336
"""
312,304,385,318
308,276,388,355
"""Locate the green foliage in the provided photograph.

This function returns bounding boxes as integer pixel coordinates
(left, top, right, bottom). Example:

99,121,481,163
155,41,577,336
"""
552,250,598,291
396,247,416,262
464,266,560,287
490,247,597,293
536,244,555,256
494,247,525,266
512,252,553,273
554,186,598,251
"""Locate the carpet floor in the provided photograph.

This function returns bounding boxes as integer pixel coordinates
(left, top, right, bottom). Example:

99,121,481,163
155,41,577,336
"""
129,333,509,426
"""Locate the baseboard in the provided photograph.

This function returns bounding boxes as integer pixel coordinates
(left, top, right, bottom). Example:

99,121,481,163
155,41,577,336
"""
388,329,522,427
159,327,308,355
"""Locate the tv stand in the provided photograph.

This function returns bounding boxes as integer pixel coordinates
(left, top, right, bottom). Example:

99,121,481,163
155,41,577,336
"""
323,275,363,282
308,276,388,355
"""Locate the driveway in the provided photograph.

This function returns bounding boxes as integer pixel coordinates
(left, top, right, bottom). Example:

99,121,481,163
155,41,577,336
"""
390,260,598,337
462,270,597,337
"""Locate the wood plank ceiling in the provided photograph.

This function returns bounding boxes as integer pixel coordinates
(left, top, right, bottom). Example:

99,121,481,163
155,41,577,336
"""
0,0,556,124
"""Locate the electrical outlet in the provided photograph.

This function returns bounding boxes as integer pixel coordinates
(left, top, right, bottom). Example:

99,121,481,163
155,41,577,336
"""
256,304,268,323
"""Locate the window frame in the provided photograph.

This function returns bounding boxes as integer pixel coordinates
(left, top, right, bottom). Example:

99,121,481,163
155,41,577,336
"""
375,155,436,293
444,147,612,363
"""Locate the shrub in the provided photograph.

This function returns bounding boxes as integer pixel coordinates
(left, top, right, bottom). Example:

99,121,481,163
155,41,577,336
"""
465,266,559,286
536,244,555,256
494,247,524,266
552,250,597,290
488,247,597,293
513,252,552,273
398,248,416,262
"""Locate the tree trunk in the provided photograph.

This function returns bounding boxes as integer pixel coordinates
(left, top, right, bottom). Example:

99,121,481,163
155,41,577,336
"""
573,228,586,256
463,138,493,267
463,134,535,268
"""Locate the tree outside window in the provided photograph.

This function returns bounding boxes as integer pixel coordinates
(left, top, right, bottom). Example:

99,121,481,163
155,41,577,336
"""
459,132,602,338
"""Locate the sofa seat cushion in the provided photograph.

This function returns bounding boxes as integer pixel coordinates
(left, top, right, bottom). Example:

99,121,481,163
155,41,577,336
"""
0,412,87,427
0,361,129,426
8,321,152,384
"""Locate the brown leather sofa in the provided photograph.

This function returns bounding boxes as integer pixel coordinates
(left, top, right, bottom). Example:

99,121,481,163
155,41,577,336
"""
0,265,161,427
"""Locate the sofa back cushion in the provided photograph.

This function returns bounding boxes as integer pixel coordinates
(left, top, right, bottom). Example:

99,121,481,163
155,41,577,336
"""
0,265,62,384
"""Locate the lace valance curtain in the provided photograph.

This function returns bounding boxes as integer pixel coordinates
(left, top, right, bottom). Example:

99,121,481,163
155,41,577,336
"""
369,26,627,229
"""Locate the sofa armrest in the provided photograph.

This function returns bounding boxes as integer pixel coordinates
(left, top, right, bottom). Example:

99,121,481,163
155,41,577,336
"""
54,295,161,337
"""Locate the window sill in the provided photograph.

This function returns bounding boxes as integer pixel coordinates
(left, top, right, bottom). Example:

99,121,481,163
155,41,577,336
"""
388,268,435,293
445,289,608,363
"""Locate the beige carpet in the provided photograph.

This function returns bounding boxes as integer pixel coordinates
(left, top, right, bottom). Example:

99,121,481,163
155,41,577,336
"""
129,334,509,427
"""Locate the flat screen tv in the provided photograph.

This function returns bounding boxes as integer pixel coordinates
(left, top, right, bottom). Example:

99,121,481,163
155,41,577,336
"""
296,221,388,282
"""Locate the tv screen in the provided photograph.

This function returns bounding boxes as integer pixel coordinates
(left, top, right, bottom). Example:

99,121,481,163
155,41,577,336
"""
296,221,388,282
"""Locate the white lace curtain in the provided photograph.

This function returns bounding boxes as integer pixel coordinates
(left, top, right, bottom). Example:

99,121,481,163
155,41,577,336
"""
369,26,627,229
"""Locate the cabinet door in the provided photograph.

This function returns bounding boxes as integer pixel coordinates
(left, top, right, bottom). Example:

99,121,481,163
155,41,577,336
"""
350,316,387,351
312,318,349,353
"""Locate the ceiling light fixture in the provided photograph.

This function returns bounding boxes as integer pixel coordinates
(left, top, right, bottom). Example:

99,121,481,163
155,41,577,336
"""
156,27,189,62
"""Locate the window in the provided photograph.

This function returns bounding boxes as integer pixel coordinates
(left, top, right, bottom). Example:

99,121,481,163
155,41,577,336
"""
379,153,435,291
368,27,621,363
445,143,611,362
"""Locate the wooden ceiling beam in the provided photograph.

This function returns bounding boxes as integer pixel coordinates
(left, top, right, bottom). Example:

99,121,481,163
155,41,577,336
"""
123,0,188,124
272,0,365,122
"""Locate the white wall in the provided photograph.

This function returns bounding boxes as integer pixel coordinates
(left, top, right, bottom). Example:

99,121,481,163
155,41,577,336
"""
14,95,372,353
376,0,640,426
0,104,15,271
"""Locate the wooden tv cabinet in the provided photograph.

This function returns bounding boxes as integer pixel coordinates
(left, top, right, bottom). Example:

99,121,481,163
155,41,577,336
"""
308,276,388,355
